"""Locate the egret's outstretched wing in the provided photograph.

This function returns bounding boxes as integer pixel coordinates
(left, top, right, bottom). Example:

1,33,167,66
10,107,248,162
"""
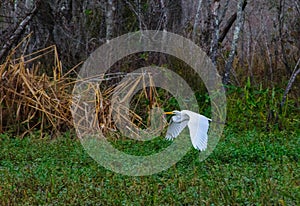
187,113,210,151
165,114,189,140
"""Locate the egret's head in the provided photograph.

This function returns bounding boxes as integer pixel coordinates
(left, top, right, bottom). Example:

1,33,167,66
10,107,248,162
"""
164,110,180,115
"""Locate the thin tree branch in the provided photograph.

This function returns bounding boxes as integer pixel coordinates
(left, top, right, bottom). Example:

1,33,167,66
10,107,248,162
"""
280,57,300,112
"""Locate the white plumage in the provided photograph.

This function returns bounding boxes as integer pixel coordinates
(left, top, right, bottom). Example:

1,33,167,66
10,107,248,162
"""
165,110,211,151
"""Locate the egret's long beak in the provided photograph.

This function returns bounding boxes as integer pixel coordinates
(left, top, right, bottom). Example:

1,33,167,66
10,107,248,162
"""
164,111,174,115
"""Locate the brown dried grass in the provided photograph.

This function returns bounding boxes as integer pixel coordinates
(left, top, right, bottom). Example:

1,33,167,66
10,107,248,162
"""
0,40,161,138
0,44,74,137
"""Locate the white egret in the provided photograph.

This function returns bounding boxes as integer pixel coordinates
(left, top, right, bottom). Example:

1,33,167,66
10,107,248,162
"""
164,110,211,151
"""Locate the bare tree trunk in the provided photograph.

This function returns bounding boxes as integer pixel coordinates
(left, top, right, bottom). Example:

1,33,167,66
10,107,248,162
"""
222,0,245,85
160,0,169,31
159,0,169,64
280,57,300,112
263,35,274,85
180,0,193,30
219,0,230,25
135,0,142,30
192,0,203,42
278,0,291,74
210,0,220,65
246,25,253,82
106,0,115,41
0,1,40,61
219,0,247,44
205,0,213,46
13,0,19,27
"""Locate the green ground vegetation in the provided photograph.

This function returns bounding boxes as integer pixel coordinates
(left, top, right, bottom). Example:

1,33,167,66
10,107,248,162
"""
0,127,299,205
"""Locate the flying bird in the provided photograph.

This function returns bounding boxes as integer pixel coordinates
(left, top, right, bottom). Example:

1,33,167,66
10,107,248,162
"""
164,110,211,151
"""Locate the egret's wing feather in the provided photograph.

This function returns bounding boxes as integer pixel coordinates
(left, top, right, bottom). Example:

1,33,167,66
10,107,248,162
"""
187,114,210,151
165,115,189,140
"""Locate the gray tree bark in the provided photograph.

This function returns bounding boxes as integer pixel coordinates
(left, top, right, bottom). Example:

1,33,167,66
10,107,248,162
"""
219,0,247,43
192,0,203,42
106,0,115,41
223,0,245,85
0,1,40,61
210,0,220,65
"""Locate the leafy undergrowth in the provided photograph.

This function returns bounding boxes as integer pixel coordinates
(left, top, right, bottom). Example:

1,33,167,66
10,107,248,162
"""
0,128,299,205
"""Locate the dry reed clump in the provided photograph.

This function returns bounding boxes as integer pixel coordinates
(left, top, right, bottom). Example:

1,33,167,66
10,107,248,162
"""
0,43,162,139
0,45,75,137
71,71,164,140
